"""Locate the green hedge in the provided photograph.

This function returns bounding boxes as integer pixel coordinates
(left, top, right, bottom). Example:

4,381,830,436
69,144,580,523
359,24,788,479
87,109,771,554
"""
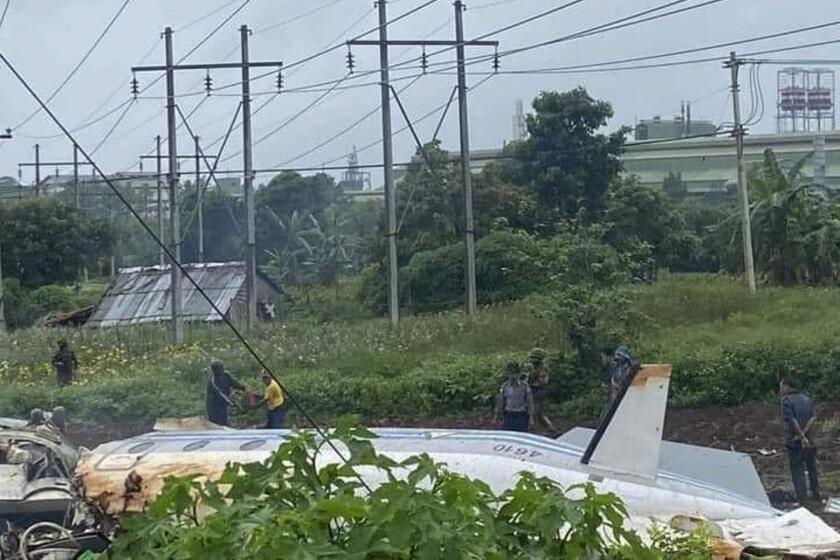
3,341,836,428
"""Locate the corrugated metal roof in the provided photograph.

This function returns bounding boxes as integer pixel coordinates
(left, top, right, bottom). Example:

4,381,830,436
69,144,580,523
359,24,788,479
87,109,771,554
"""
87,262,249,328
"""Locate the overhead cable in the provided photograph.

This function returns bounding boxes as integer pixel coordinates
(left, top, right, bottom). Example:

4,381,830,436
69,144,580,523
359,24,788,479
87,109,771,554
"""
13,0,132,131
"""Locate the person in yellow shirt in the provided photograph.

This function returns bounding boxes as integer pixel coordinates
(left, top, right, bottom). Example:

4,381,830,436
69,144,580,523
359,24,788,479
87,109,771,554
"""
253,370,286,429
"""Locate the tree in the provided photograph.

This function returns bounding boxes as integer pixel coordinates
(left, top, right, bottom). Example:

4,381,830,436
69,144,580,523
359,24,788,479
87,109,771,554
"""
301,208,359,288
392,141,460,259
263,210,316,286
181,187,244,263
0,199,114,287
503,88,628,223
663,171,687,200
256,172,338,264
713,149,840,285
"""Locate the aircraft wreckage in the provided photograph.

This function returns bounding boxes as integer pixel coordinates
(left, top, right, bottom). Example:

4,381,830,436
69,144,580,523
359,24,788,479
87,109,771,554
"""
2,364,839,558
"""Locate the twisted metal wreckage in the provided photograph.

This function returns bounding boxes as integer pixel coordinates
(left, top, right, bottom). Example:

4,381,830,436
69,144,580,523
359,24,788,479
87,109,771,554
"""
2,365,839,559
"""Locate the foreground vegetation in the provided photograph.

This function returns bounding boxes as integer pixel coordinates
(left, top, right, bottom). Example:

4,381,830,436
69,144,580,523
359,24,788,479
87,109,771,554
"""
1,275,839,429
101,424,713,559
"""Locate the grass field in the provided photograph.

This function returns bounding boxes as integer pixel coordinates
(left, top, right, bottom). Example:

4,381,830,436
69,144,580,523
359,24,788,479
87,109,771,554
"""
1,274,839,428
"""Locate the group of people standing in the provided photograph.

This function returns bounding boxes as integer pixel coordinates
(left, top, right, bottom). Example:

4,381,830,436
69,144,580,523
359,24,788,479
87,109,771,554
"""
205,359,287,429
493,348,554,433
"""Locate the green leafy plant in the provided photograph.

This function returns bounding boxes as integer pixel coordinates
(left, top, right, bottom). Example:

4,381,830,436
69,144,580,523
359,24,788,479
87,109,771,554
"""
101,425,691,559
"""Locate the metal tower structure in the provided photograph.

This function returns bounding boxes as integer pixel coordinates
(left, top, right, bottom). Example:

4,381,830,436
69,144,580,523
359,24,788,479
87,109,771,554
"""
339,146,372,192
777,67,835,133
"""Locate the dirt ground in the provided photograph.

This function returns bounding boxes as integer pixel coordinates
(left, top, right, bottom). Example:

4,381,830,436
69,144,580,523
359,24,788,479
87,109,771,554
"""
68,403,840,524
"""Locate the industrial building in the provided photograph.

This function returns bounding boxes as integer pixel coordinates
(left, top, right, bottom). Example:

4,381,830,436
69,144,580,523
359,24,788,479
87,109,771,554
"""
622,131,840,196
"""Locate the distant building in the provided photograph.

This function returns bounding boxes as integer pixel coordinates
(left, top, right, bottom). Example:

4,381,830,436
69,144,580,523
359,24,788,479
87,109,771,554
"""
214,177,242,199
623,131,840,196
86,261,283,328
634,102,717,141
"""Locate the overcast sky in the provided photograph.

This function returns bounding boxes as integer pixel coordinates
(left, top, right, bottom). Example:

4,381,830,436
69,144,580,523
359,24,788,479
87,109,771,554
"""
0,0,838,187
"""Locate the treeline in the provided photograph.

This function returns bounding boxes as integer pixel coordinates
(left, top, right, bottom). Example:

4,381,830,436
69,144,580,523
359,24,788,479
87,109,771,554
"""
3,87,839,330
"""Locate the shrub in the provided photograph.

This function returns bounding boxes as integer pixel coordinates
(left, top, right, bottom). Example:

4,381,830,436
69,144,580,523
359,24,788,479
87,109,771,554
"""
102,425,689,559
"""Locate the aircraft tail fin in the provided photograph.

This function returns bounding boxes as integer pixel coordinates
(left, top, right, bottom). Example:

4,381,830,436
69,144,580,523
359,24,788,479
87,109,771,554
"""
582,364,672,479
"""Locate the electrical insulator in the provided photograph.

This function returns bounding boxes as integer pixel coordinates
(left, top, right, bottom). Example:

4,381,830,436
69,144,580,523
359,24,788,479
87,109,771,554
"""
421,48,428,74
492,48,500,74
130,74,139,98
346,47,355,73
204,71,213,96
276,70,284,93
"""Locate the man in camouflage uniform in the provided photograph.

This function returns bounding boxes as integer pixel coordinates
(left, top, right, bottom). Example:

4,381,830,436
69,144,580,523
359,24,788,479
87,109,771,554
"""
51,339,78,387
527,348,556,431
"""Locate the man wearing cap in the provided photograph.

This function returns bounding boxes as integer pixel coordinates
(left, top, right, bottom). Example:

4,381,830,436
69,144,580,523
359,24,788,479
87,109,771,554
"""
601,344,638,403
527,348,556,431
205,359,246,427
250,370,286,429
493,361,535,432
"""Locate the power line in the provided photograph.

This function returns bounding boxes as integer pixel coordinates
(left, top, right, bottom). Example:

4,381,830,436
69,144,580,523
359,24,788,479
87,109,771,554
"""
176,0,242,32
0,0,11,36
221,73,354,164
466,20,840,75
0,46,374,495
422,0,731,73
89,99,137,155
277,74,425,167
13,0,132,131
255,0,351,34
321,73,496,168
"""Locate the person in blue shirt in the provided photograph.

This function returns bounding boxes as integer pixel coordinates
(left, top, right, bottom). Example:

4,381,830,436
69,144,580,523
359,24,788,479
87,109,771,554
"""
780,377,820,505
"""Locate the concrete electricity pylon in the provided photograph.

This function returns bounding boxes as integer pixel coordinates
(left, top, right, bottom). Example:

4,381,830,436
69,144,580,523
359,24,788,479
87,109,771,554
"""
724,51,757,294
18,144,93,205
132,26,282,340
348,1,498,324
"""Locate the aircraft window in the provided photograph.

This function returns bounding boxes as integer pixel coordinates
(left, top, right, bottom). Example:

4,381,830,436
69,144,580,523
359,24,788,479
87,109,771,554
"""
240,439,266,451
127,441,155,454
183,440,210,452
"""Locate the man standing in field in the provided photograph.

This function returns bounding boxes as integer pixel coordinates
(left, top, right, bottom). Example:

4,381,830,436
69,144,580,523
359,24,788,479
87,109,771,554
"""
527,348,555,431
51,339,78,387
780,377,821,505
205,359,246,427
250,370,286,429
494,361,535,432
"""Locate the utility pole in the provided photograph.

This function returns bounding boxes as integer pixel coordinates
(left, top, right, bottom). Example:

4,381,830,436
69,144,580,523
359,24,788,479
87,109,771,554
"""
348,5,497,323
156,135,164,266
19,149,93,200
34,144,40,197
0,238,5,334
726,51,757,293
72,144,80,209
165,26,184,345
454,0,477,319
195,134,204,263
377,0,399,328
241,25,257,329
132,28,282,331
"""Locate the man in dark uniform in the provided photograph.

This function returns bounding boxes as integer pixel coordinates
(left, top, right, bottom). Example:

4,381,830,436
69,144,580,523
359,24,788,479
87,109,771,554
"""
205,359,246,427
780,377,820,505
52,339,78,387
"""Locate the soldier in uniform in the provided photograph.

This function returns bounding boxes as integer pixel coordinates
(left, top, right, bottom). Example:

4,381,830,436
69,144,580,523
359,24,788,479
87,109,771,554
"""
51,339,78,387
527,348,555,431
205,359,246,427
